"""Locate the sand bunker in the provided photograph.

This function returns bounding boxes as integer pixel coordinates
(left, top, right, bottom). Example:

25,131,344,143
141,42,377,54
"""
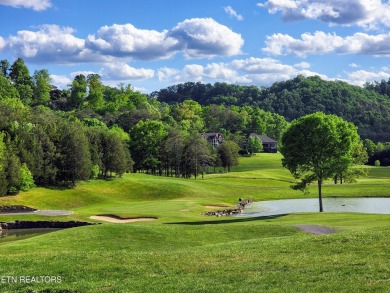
205,205,231,209
90,215,156,223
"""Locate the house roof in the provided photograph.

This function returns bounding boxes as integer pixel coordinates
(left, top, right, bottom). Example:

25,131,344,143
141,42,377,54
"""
249,133,277,143
203,133,223,140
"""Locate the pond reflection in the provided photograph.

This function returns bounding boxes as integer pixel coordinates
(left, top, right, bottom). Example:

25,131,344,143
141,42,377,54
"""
0,228,61,243
237,198,390,217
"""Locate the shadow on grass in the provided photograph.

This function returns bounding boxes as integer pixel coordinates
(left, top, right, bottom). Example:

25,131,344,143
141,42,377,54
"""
166,214,287,225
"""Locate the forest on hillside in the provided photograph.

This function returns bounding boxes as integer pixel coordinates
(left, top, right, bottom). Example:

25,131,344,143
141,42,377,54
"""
0,58,389,195
152,75,390,142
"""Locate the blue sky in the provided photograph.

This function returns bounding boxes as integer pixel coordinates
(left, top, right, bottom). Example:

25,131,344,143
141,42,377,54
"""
1,0,390,93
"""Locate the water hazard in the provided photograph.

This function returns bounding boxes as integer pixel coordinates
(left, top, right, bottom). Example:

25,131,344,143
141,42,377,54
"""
237,197,390,217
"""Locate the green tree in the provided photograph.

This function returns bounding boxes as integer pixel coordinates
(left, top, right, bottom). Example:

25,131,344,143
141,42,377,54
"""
248,136,263,155
0,59,10,77
217,140,240,172
87,74,105,111
281,112,360,212
17,163,35,191
129,120,167,173
182,133,211,179
70,74,87,108
56,121,92,186
0,74,19,100
9,58,33,105
32,69,52,106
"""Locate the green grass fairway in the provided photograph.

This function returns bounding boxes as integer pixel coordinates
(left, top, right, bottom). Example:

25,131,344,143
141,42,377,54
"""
0,153,389,292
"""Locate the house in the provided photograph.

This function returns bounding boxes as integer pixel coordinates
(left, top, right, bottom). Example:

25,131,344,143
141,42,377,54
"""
203,133,224,147
249,133,278,153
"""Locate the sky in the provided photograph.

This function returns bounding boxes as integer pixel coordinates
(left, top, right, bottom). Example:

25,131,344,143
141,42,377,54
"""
1,0,390,93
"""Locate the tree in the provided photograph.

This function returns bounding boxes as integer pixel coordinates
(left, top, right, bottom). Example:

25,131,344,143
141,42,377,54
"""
281,112,360,212
129,120,167,173
181,134,211,179
9,58,33,105
217,140,240,172
87,74,104,111
32,69,52,106
0,59,10,77
56,121,92,186
248,136,263,155
70,74,87,108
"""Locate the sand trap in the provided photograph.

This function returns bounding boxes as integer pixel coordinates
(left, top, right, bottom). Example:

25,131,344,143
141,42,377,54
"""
90,215,156,223
205,205,231,209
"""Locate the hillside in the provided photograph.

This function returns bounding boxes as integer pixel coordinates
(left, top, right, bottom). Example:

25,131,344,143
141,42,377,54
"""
152,76,390,142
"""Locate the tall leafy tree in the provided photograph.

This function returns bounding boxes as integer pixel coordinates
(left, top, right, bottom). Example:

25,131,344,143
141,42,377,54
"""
182,134,211,179
0,74,19,100
217,140,240,172
129,120,167,173
87,74,105,111
9,58,33,105
70,74,87,108
56,121,92,186
0,59,10,77
32,69,52,106
248,136,263,155
281,112,360,212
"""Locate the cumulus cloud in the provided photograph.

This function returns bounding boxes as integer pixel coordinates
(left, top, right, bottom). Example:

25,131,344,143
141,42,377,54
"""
1,18,243,65
160,57,324,85
50,74,71,88
263,31,390,57
5,25,87,63
87,18,243,60
101,63,154,80
0,0,52,11
0,36,5,51
347,69,390,85
86,24,179,60
157,67,180,81
168,18,243,58
224,6,243,21
258,0,390,29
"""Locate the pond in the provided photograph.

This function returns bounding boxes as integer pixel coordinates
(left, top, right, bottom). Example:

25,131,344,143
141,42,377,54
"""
0,228,61,243
237,197,390,217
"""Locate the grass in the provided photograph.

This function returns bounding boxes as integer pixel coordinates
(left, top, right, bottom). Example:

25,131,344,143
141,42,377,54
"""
0,153,389,292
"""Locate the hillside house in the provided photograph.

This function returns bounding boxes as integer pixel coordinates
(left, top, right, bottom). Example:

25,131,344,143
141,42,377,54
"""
249,133,278,153
203,132,224,147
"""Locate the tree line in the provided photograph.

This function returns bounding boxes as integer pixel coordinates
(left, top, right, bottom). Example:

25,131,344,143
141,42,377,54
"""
1,58,389,195
0,58,270,194
152,76,390,142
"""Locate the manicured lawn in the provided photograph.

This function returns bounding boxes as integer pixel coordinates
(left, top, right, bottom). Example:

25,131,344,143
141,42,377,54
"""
0,153,389,292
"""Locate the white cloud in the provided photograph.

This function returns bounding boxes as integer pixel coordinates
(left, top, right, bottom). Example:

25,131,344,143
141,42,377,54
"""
263,31,390,57
0,36,5,51
86,24,179,60
160,57,324,86
258,0,390,30
169,18,243,58
50,74,71,88
347,69,390,85
86,18,243,60
6,25,86,63
0,0,52,11
102,63,154,80
157,67,180,81
224,6,243,21
349,63,360,68
1,18,243,65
